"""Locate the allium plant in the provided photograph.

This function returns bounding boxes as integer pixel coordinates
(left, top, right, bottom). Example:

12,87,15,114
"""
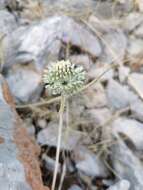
43,60,86,190
43,60,86,95
42,60,115,190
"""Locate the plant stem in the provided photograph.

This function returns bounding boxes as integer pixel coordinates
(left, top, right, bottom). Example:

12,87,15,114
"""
76,63,118,94
51,95,66,190
16,96,61,109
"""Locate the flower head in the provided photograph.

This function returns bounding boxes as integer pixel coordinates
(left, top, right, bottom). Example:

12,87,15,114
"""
43,60,86,95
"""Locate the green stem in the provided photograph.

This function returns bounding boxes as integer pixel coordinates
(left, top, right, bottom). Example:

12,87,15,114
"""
51,95,66,190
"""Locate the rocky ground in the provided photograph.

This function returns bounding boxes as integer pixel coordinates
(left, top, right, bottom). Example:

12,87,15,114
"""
1,0,143,190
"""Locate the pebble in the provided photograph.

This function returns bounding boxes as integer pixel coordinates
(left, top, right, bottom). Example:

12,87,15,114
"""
99,30,127,65
0,10,17,35
106,79,137,110
127,38,143,62
137,0,143,12
131,99,143,122
74,146,108,177
118,66,130,83
107,180,130,190
111,137,143,190
6,68,42,103
134,23,143,38
68,185,83,190
128,72,143,100
122,12,143,32
37,122,91,150
112,117,143,150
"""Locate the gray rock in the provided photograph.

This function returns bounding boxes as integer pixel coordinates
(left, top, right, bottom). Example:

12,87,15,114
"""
85,108,111,126
88,64,114,82
127,38,143,62
111,137,143,190
3,15,101,69
94,1,133,19
42,154,61,173
122,12,143,32
118,66,130,83
106,79,137,110
43,0,95,19
128,73,143,100
107,180,130,190
37,122,91,150
83,83,108,109
134,23,143,38
6,68,42,103
0,0,6,9
137,0,143,12
0,10,17,35
0,75,47,190
70,54,93,71
68,185,83,190
74,146,108,177
131,100,143,122
112,117,143,150
99,30,127,65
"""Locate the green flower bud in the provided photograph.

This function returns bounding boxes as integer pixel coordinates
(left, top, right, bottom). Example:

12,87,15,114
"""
43,60,86,95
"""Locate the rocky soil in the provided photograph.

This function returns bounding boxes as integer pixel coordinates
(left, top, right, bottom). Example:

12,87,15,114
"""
1,0,143,190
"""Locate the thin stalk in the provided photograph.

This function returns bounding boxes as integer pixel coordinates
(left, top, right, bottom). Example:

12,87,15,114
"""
16,96,61,109
51,95,66,190
58,162,66,190
75,63,118,95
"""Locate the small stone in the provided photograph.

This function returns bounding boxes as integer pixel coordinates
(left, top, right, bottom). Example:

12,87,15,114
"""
0,0,6,9
112,117,143,150
111,137,143,190
37,119,47,129
6,68,42,103
107,180,130,190
128,73,143,100
83,83,107,109
88,64,114,82
106,79,137,110
122,12,143,32
74,146,108,177
137,0,143,12
70,54,93,71
68,185,83,190
127,38,143,63
37,122,90,150
85,108,111,126
61,16,102,57
42,154,61,173
99,30,127,65
131,100,143,122
118,66,130,83
134,23,143,38
0,10,17,35
43,0,95,19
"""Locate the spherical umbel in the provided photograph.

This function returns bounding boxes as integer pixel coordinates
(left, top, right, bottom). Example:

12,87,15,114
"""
43,60,86,95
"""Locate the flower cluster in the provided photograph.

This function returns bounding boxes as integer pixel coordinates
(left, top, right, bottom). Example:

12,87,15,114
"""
43,60,85,95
